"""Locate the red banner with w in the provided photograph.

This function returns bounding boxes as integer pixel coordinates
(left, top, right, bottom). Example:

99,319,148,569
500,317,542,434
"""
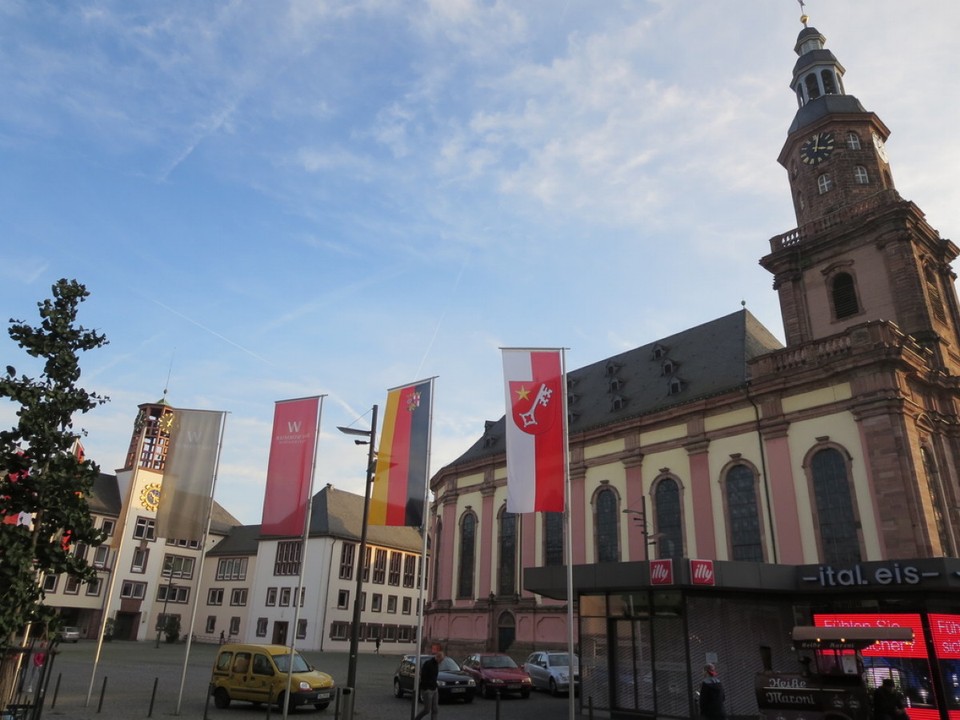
260,397,321,537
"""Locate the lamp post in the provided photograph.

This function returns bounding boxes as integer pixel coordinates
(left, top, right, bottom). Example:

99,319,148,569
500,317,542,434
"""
337,404,378,693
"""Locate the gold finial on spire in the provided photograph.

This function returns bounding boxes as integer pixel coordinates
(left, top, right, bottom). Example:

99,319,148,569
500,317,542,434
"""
798,0,808,26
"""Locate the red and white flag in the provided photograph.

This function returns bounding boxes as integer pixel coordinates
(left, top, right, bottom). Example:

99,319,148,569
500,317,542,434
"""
502,348,566,513
260,396,322,537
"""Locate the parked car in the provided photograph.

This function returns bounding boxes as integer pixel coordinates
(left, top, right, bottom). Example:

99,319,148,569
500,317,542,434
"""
393,654,476,703
524,651,579,696
56,626,81,643
210,643,335,712
461,653,533,698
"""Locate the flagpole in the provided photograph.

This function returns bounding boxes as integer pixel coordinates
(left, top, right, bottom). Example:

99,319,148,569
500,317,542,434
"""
410,378,435,720
86,414,151,707
282,396,324,720
174,412,228,715
561,349,576,720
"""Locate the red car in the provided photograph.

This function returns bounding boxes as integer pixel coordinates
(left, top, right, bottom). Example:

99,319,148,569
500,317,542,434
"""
461,653,533,698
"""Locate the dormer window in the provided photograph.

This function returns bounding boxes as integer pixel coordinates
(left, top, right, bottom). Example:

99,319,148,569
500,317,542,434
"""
661,360,676,376
846,132,861,150
652,344,668,360
817,174,833,194
668,378,684,396
611,396,627,411
608,378,623,393
605,362,621,377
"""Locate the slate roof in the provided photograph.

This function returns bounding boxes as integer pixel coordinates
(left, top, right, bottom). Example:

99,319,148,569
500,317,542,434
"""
88,472,122,516
448,309,783,469
207,523,262,556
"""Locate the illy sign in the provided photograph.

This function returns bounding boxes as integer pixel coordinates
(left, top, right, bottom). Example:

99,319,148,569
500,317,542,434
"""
691,559,715,586
650,559,673,585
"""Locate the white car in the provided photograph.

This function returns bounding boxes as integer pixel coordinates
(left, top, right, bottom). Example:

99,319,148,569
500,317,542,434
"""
523,651,579,696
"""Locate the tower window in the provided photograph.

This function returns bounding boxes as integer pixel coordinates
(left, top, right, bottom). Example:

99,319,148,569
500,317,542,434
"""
832,272,860,319
805,73,821,100
817,174,833,194
846,132,861,150
821,70,837,95
853,166,869,184
925,266,947,323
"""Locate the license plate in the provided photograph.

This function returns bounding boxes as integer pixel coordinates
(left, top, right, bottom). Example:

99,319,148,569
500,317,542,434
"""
451,688,465,693
316,692,330,700
508,684,520,690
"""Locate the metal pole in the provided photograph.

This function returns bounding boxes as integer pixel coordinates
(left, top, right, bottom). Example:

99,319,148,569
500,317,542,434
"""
345,404,378,693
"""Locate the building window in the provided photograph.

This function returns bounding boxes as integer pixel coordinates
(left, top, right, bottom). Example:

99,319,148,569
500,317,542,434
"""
85,578,102,596
388,552,402,586
101,519,115,537
921,447,951,554
595,488,619,563
457,513,476,599
43,575,58,593
296,619,307,639
373,548,387,584
403,555,416,588
360,592,366,611
166,538,200,549
279,588,291,607
402,597,412,615
498,508,517,596
72,542,88,561
205,616,216,634
330,622,348,641
543,512,564,566
853,165,869,184
810,447,861,565
339,542,355,580
274,541,302,576
93,545,109,568
372,594,382,612
832,272,860,319
846,131,861,150
215,558,247,581
133,517,156,541
820,69,837,94
362,546,372,582
817,173,833,194
131,547,149,573
925,265,948,323
266,587,277,606
208,588,224,606
337,590,350,609
157,585,189,603
387,595,397,613
230,588,247,606
162,555,195,580
725,464,764,561
121,581,146,599
256,618,268,637
654,478,683,560
230,617,241,635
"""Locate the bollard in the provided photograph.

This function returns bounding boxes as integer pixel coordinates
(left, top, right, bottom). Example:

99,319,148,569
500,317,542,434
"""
148,677,158,717
97,676,108,713
50,673,61,709
588,695,594,720
495,689,501,720
339,687,355,720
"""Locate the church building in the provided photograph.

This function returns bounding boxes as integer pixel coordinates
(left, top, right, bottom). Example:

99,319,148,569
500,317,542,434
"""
423,14,960,720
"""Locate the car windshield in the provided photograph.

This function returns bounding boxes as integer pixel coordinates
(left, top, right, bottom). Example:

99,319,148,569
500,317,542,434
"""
547,654,571,666
481,656,517,669
272,652,310,673
438,658,460,672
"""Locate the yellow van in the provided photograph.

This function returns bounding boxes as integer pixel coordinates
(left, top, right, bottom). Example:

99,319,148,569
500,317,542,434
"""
210,643,336,711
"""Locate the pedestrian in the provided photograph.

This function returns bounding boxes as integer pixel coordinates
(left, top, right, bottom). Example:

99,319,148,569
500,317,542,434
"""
375,636,381,654
873,678,907,720
698,663,726,720
414,647,444,720
219,630,225,645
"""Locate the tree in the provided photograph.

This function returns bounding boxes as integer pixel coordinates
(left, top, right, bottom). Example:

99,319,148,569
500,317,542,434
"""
0,279,109,653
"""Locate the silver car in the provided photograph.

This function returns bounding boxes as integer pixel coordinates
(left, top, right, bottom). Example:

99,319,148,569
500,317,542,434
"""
523,651,579,696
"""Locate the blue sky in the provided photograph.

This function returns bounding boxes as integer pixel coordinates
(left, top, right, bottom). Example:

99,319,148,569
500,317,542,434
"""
2,1,959,526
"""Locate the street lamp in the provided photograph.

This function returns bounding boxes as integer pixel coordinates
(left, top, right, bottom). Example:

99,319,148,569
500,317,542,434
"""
337,404,378,693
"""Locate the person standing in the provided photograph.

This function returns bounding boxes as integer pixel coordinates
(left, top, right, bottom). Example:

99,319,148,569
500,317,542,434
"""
414,647,444,720
873,678,907,720
699,663,726,720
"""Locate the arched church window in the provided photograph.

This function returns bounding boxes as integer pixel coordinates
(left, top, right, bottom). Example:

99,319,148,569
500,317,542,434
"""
497,507,517,596
921,447,952,554
817,174,833,194
457,512,476,598
853,166,869,184
810,447,861,564
725,464,764,561
595,488,619,563
805,73,821,100
654,478,683,560
543,512,564,566
832,272,860,319
846,132,861,150
821,69,837,94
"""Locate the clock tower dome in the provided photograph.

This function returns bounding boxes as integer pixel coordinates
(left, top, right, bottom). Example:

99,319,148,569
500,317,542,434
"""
761,13,960,375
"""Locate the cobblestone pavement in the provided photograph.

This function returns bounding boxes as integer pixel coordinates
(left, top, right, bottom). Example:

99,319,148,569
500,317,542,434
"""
26,641,586,720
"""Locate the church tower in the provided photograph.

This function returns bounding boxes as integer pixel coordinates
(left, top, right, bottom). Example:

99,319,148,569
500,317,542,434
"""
761,14,960,376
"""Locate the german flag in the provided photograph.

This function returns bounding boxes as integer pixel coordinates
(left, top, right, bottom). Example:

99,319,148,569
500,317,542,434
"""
369,379,433,527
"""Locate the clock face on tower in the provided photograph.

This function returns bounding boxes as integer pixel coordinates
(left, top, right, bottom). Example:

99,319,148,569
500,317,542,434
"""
140,483,161,511
799,131,835,164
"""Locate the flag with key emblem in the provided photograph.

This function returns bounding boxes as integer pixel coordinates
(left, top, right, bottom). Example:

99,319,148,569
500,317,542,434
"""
502,348,566,513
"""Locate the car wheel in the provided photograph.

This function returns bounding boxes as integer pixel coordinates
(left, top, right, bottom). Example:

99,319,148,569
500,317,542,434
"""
549,678,559,697
314,702,329,711
213,688,231,709
393,679,404,699
521,689,531,699
277,692,297,713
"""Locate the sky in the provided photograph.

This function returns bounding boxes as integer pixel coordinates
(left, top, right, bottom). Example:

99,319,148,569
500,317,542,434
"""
2,1,959,526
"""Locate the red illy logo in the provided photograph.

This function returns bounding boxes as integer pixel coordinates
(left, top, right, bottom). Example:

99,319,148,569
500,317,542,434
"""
650,559,673,585
691,559,715,586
